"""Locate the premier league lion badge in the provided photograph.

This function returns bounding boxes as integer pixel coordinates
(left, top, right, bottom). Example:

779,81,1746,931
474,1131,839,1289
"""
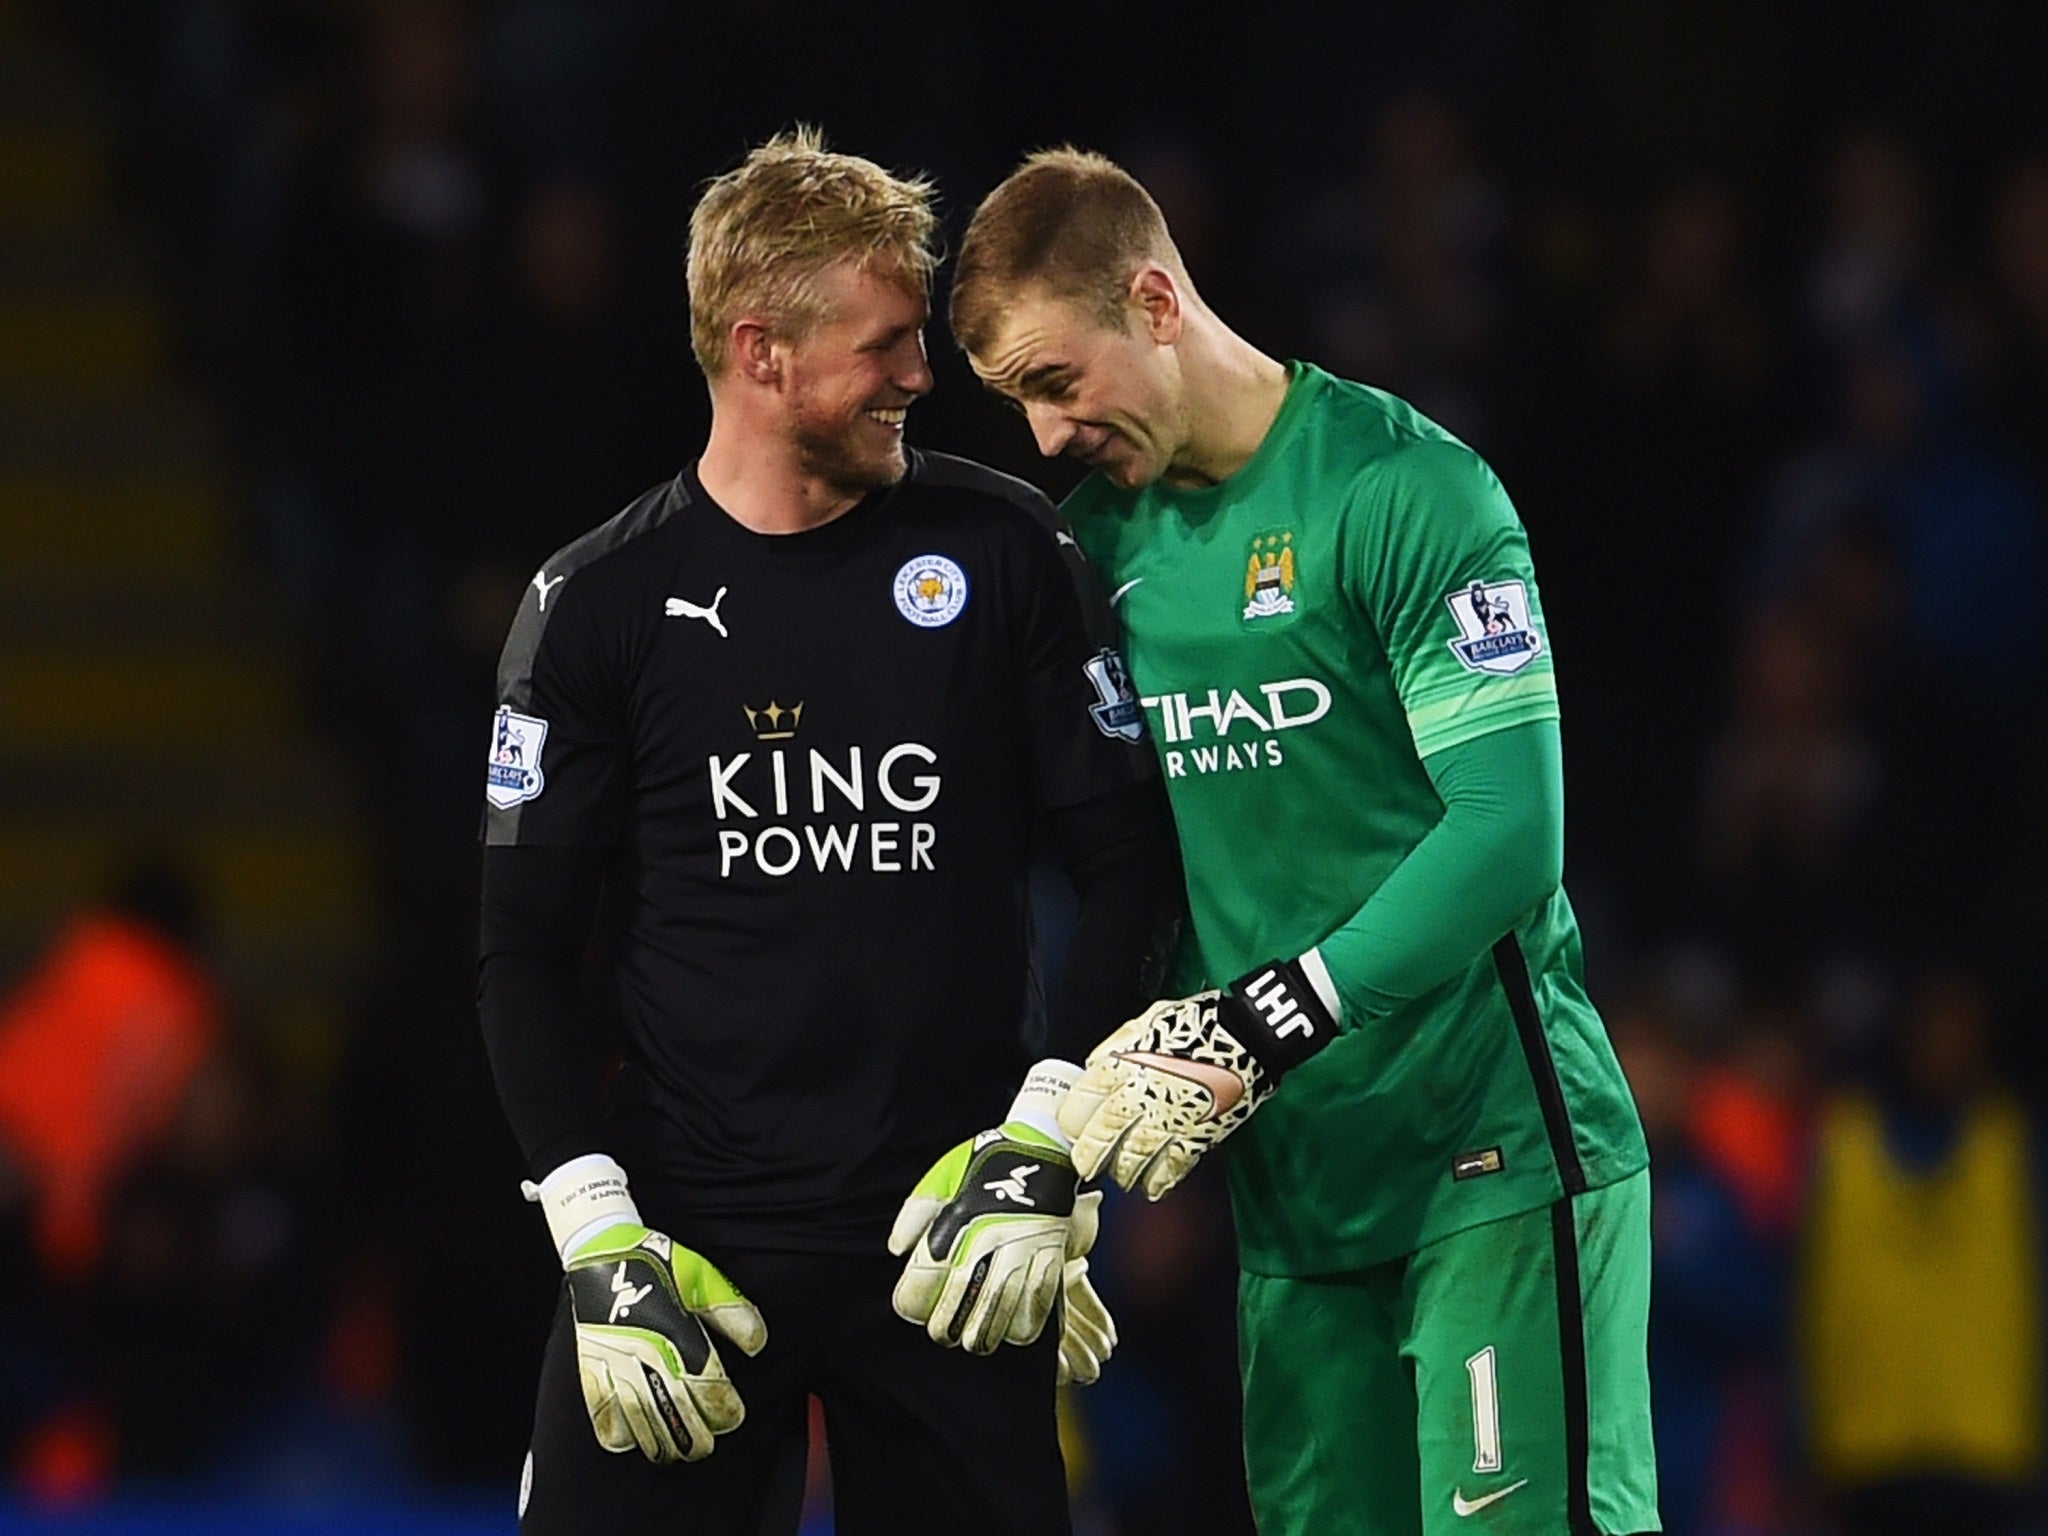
1445,579,1543,675
486,706,549,809
1082,648,1145,742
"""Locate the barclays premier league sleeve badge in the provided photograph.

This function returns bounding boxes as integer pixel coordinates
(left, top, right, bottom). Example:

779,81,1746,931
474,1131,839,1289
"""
485,705,549,809
1445,579,1543,675
1082,648,1145,741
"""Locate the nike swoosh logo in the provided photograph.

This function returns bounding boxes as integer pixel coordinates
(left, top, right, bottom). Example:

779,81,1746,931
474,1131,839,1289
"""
1451,1480,1529,1517
1108,577,1145,607
1116,1051,1244,1119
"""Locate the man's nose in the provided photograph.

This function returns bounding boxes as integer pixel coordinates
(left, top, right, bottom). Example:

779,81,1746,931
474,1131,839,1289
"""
1025,401,1074,458
896,335,934,396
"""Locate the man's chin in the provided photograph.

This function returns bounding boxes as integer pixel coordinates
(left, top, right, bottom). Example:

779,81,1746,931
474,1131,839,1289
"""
1079,439,1159,491
852,444,909,491
797,436,908,497
1098,457,1157,491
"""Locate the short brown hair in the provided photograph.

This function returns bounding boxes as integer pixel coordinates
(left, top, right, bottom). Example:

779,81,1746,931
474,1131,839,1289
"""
950,147,1185,358
687,126,940,377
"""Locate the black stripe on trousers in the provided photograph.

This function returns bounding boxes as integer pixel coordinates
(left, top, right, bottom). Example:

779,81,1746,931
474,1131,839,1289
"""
1492,935,1586,1195
1550,1198,1597,1536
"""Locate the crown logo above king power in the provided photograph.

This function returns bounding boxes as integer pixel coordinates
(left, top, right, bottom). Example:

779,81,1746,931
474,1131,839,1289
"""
743,701,804,740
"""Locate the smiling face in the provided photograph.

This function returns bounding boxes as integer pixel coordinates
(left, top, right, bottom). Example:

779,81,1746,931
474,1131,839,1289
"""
776,258,933,495
968,285,1187,491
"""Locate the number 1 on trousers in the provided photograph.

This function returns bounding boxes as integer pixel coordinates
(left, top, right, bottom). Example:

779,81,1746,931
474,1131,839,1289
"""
1466,1346,1503,1473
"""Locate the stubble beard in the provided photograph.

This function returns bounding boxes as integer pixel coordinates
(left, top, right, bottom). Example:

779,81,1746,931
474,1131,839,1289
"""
789,399,905,500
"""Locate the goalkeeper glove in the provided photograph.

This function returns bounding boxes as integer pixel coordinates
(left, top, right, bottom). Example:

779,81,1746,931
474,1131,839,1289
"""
524,1154,767,1463
1055,1194,1116,1387
890,1061,1093,1355
1058,954,1340,1200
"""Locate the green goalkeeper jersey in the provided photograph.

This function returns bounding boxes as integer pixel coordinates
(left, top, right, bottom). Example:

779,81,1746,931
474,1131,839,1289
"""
1065,362,1647,1276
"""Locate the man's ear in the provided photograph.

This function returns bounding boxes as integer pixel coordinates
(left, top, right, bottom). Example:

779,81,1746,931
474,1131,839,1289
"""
1129,266,1184,345
733,318,781,385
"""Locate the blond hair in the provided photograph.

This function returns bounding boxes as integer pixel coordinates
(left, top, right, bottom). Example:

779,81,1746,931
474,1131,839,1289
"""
687,126,940,377
950,147,1186,358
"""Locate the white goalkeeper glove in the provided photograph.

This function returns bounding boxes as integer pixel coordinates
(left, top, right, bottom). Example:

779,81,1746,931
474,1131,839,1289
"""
1054,1194,1116,1387
890,1061,1101,1356
1058,954,1341,1200
524,1155,767,1464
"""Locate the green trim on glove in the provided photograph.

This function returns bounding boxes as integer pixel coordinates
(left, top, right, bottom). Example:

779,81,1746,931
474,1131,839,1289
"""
562,1223,766,1463
890,1122,1081,1353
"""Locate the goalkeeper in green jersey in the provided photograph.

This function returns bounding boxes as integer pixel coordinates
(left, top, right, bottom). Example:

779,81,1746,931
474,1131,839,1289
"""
939,150,1660,1536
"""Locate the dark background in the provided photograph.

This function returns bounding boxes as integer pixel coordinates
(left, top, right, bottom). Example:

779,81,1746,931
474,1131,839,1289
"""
4,2,2048,1532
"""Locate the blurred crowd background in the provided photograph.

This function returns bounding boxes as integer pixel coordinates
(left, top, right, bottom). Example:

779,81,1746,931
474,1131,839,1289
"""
3,1,2048,1532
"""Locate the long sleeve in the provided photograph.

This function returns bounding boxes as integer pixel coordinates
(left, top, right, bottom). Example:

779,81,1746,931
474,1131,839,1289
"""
476,842,609,1180
1042,780,1184,1063
1314,718,1564,1021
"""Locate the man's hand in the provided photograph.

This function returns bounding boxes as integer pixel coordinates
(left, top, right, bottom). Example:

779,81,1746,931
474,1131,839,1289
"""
526,1155,766,1463
1057,956,1339,1200
890,1062,1092,1354
562,1222,766,1463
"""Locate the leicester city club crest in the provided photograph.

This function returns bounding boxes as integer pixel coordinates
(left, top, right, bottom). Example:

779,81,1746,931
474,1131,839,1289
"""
1242,530,1298,624
486,705,549,809
1446,578,1544,675
893,554,970,628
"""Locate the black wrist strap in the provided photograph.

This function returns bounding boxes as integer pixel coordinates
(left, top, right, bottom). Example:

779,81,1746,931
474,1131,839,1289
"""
1222,957,1339,1082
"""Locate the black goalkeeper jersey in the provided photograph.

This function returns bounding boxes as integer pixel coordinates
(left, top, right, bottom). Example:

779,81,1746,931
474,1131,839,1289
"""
483,451,1154,1251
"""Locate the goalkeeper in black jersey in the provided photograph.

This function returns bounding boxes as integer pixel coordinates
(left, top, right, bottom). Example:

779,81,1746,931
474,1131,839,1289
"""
476,131,1178,1536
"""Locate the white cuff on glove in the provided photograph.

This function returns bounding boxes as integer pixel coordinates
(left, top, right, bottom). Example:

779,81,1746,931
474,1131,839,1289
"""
1006,1058,1082,1148
521,1152,642,1262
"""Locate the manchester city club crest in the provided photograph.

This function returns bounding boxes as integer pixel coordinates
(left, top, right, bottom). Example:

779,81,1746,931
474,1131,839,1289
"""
893,554,970,628
1445,578,1544,675
1242,530,1298,624
485,705,549,809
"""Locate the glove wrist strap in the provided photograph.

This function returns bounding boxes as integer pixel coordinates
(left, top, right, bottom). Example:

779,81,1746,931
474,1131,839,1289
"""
1224,956,1341,1083
1004,1058,1081,1151
522,1152,642,1263
1296,947,1343,1023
